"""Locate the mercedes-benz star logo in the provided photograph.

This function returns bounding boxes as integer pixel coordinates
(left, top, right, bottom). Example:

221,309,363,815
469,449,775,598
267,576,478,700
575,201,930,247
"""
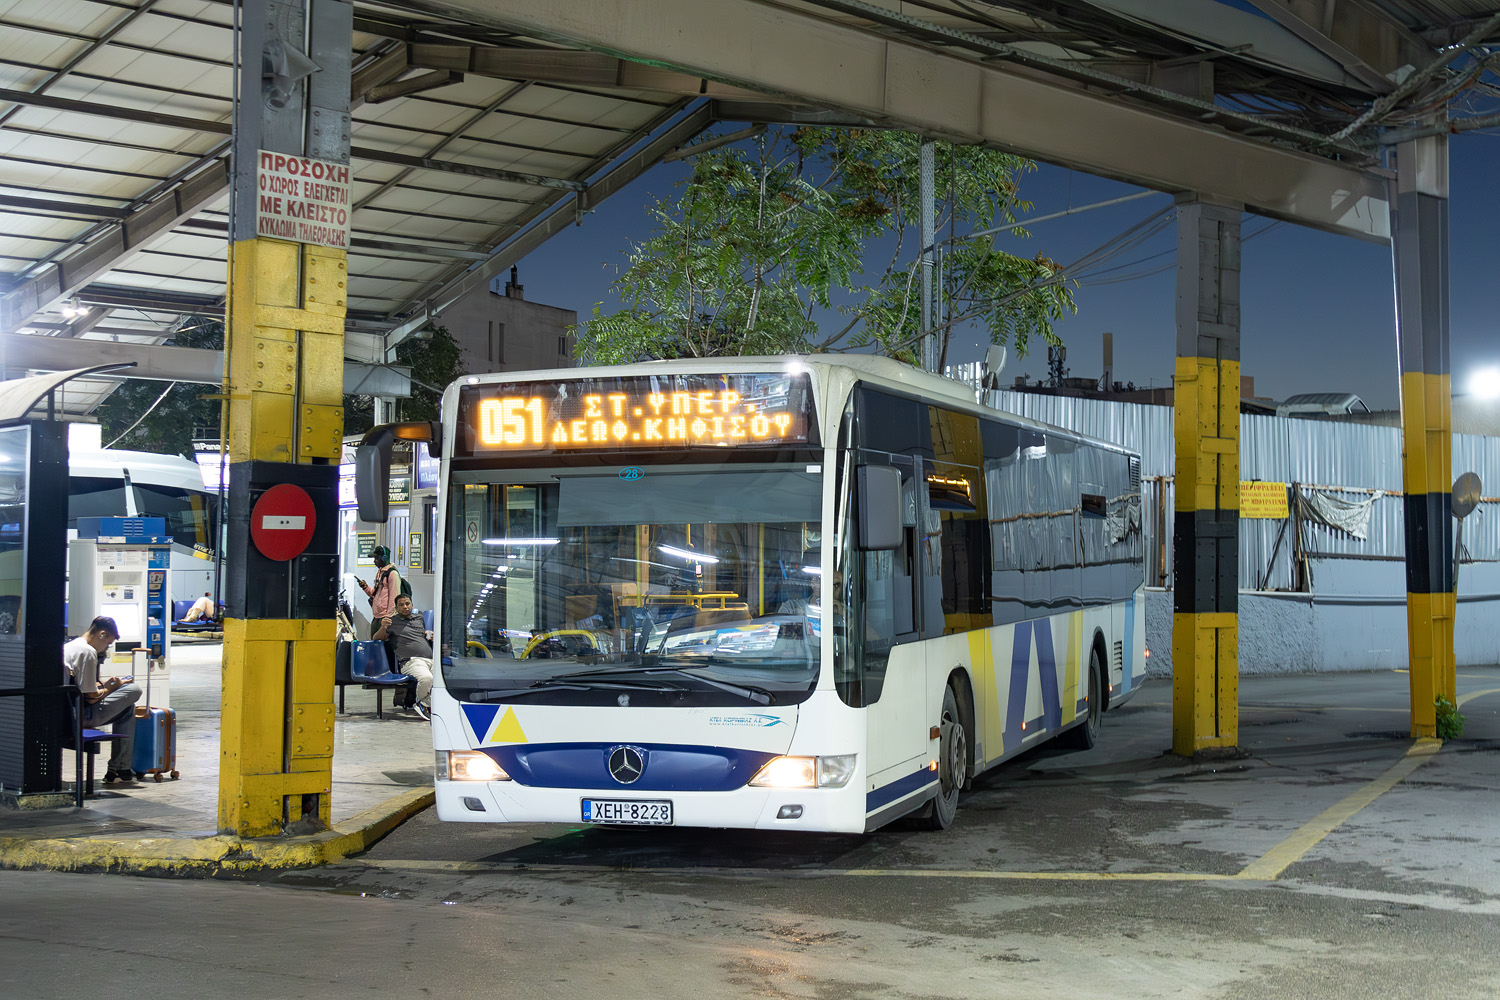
608,746,645,784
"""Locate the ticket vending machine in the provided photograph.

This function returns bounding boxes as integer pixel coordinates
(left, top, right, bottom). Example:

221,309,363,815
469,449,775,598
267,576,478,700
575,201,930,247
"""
69,517,172,707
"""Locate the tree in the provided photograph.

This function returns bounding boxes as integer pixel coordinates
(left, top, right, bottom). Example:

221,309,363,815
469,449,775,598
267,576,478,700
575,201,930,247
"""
575,128,1075,368
95,317,224,458
342,325,465,435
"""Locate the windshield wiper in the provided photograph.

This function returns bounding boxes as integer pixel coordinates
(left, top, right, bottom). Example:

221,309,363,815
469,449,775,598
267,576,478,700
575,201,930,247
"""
562,666,774,705
467,677,682,703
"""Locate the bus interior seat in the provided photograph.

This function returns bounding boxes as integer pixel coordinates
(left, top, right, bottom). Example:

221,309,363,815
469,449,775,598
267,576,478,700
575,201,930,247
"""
564,594,598,627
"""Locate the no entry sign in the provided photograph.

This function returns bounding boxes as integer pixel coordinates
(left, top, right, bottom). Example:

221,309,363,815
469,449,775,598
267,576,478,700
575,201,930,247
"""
250,483,317,561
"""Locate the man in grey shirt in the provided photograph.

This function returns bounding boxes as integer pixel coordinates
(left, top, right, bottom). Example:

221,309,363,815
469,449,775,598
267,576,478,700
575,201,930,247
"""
373,594,433,719
62,615,142,782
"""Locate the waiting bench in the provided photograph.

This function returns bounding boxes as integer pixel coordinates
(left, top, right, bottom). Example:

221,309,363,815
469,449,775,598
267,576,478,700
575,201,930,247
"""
335,639,415,719
0,683,123,807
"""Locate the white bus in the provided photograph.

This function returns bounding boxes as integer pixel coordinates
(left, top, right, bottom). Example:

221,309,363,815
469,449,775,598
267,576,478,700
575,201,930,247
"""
356,355,1147,833
68,439,220,609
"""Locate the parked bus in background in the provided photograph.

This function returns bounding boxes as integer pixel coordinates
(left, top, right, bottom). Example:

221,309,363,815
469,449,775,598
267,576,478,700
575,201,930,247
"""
67,425,219,610
356,355,1146,833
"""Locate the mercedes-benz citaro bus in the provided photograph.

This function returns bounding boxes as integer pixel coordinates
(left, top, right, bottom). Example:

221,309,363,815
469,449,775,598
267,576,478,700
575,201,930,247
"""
355,355,1146,833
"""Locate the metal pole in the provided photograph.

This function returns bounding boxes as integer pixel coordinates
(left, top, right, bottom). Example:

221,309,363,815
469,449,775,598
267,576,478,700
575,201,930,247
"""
919,140,935,372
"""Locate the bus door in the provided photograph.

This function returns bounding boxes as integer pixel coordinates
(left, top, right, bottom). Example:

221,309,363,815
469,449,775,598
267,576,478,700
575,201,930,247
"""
846,388,930,792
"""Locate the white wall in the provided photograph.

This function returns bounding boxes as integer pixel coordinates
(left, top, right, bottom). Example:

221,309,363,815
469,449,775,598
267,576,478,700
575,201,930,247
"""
1144,583,1500,677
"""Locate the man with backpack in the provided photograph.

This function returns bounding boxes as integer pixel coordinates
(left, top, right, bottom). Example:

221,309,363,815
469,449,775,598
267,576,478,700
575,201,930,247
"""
355,545,405,637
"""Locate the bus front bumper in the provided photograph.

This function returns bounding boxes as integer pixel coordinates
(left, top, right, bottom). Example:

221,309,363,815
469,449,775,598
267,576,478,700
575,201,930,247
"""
434,778,869,834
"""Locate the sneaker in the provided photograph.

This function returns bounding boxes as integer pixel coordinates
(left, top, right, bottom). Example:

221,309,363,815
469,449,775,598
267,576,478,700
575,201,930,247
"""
411,701,430,721
104,768,137,783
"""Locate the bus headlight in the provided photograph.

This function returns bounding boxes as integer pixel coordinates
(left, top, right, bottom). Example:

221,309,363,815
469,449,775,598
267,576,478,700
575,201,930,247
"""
439,750,511,782
749,754,856,789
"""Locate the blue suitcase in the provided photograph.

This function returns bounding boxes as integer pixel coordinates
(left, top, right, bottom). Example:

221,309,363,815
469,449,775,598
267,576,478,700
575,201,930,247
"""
132,707,179,781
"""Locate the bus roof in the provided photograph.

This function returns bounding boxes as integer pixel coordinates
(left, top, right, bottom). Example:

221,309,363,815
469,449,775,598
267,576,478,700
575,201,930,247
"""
452,354,1137,459
68,444,208,492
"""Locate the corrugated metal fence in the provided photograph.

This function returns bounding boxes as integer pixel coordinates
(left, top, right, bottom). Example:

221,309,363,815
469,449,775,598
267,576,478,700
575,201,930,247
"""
981,390,1500,592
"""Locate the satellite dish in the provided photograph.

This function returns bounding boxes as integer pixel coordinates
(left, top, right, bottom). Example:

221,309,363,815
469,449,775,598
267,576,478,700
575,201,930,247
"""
1453,471,1482,520
982,345,1008,389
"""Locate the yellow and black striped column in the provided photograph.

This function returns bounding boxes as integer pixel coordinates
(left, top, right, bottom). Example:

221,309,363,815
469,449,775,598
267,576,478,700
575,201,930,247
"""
219,0,351,837
1392,136,1455,738
1171,199,1241,757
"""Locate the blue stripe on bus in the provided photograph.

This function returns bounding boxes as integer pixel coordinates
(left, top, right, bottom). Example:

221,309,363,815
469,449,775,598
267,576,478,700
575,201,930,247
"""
1120,596,1136,695
1006,621,1031,750
481,742,781,792
1035,620,1060,732
866,767,937,812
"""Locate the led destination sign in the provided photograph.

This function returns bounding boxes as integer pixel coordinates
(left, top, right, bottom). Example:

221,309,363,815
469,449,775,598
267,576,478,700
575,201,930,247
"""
464,373,814,454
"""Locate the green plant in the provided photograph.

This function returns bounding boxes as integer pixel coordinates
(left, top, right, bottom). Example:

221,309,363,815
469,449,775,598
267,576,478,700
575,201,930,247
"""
1434,695,1465,739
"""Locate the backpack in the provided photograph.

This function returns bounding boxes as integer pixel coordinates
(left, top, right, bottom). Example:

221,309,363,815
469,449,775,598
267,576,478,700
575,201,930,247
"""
371,566,412,605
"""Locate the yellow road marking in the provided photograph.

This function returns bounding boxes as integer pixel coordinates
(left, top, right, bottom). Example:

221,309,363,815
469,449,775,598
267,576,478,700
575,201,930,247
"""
840,869,1238,881
368,689,1500,885
1457,687,1500,709
1235,738,1441,881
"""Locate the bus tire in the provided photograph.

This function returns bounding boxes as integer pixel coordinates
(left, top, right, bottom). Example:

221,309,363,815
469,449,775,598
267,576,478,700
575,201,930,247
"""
925,685,966,830
1061,646,1103,750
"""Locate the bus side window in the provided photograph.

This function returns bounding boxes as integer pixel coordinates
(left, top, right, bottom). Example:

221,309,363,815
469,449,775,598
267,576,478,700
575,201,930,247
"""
981,419,1026,626
928,407,987,635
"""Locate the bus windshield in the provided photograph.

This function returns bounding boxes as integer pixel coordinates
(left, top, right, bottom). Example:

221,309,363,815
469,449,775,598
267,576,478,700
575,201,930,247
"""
443,462,825,707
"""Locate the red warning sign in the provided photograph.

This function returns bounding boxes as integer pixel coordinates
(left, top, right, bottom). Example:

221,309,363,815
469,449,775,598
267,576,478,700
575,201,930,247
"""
250,483,317,561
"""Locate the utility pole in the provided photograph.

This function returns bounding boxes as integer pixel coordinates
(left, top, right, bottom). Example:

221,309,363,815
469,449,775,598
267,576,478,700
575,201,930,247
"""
919,140,935,373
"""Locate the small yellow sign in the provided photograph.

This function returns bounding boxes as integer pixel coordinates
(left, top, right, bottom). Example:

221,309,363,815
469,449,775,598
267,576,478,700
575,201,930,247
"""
1241,481,1289,519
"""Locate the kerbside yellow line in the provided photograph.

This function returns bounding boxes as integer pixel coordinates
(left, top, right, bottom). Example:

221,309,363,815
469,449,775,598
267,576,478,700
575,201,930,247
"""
840,869,1239,881
353,859,1245,880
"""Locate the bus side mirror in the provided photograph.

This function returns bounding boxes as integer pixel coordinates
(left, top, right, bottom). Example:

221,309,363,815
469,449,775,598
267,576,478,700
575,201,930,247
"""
357,421,442,523
355,425,396,523
858,465,902,550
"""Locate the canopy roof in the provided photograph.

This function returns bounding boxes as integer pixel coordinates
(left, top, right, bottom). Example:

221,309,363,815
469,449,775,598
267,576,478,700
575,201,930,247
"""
0,0,1496,413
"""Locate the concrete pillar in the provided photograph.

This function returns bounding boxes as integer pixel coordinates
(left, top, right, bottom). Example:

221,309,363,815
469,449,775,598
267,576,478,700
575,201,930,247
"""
220,0,351,837
1171,198,1241,757
1391,135,1454,738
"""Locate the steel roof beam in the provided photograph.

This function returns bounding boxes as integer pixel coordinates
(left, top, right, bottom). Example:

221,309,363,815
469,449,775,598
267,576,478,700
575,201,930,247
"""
0,195,132,221
405,43,790,101
0,333,410,394
0,86,232,135
0,159,230,337
424,0,1392,242
0,334,225,383
365,68,464,103
1242,0,1430,92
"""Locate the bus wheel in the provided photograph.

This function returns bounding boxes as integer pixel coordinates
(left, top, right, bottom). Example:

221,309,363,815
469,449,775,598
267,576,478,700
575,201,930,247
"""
925,686,966,830
1062,647,1103,750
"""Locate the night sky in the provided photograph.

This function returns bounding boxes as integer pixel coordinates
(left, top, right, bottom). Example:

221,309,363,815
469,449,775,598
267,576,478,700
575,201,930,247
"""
510,129,1497,413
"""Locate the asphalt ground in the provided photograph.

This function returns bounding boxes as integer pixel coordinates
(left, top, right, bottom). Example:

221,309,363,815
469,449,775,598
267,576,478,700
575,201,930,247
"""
4,664,1499,998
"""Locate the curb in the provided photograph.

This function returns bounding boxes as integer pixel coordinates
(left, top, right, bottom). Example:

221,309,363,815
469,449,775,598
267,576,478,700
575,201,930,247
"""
0,788,433,876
